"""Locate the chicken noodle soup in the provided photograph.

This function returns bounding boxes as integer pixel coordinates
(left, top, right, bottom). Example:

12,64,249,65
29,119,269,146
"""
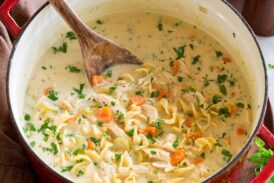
24,12,252,182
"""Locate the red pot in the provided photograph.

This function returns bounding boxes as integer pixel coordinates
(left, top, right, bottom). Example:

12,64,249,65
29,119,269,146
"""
0,0,273,182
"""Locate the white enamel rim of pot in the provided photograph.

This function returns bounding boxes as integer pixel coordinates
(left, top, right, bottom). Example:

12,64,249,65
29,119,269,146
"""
6,0,268,182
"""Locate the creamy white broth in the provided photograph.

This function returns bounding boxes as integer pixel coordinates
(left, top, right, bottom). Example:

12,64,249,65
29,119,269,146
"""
23,12,252,183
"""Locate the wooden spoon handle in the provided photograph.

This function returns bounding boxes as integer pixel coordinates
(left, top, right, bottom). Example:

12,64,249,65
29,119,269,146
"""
48,0,98,44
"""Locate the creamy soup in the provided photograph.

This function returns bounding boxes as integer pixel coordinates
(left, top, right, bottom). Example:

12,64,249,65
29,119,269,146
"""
23,12,252,183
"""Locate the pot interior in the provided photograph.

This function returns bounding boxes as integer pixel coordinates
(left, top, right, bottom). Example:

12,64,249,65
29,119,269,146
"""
8,0,267,181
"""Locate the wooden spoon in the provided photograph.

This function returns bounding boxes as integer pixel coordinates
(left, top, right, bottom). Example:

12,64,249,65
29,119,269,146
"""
48,0,143,84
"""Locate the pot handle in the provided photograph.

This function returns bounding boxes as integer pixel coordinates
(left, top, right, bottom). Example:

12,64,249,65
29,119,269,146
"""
251,124,274,183
0,0,21,39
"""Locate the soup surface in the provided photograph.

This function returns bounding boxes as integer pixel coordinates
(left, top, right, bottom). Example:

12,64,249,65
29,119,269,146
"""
23,12,253,183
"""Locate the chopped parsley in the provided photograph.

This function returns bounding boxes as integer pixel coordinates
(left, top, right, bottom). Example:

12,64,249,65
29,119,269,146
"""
115,153,122,161
73,148,84,156
219,84,227,96
214,142,222,147
268,64,274,69
76,170,84,177
90,137,101,146
106,70,112,78
203,76,214,87
61,165,73,173
212,95,222,104
126,129,134,137
65,65,81,73
73,84,85,99
157,20,163,31
219,107,230,118
30,141,36,147
192,55,201,64
173,45,186,60
172,138,181,148
48,90,58,101
116,110,124,123
154,119,164,129
51,142,58,155
135,91,143,96
146,134,157,144
150,150,157,155
96,19,103,24
177,76,183,82
66,31,76,40
217,74,228,84
216,51,223,58
236,102,245,109
109,86,117,94
233,32,236,38
24,114,31,121
111,101,116,106
248,137,273,177
52,42,68,54
189,44,194,50
222,149,232,163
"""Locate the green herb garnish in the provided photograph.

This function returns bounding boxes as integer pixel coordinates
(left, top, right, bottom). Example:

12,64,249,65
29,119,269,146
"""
73,84,85,99
51,142,58,155
192,55,201,64
24,114,31,121
173,45,186,60
219,85,227,96
248,137,274,179
217,74,228,84
157,20,163,31
96,19,103,24
216,51,223,58
30,141,36,147
48,90,58,101
212,95,222,104
61,165,73,173
106,70,112,78
90,137,101,146
66,31,76,40
172,138,181,148
219,107,230,118
52,42,68,54
222,149,232,163
65,65,81,73
126,129,134,137
115,153,122,161
109,86,117,94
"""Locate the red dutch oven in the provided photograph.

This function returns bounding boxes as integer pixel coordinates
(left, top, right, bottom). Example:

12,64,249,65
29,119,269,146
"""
0,0,274,182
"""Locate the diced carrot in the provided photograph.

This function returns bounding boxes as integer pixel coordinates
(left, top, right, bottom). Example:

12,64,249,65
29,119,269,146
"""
138,128,145,134
193,157,204,164
222,56,232,63
145,127,158,137
170,149,185,166
237,128,246,135
151,82,157,89
65,112,81,123
87,140,95,150
130,96,145,106
172,61,180,74
186,132,203,139
95,107,113,123
44,87,54,96
184,117,194,127
158,88,171,99
188,35,196,41
228,104,238,116
91,75,104,85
